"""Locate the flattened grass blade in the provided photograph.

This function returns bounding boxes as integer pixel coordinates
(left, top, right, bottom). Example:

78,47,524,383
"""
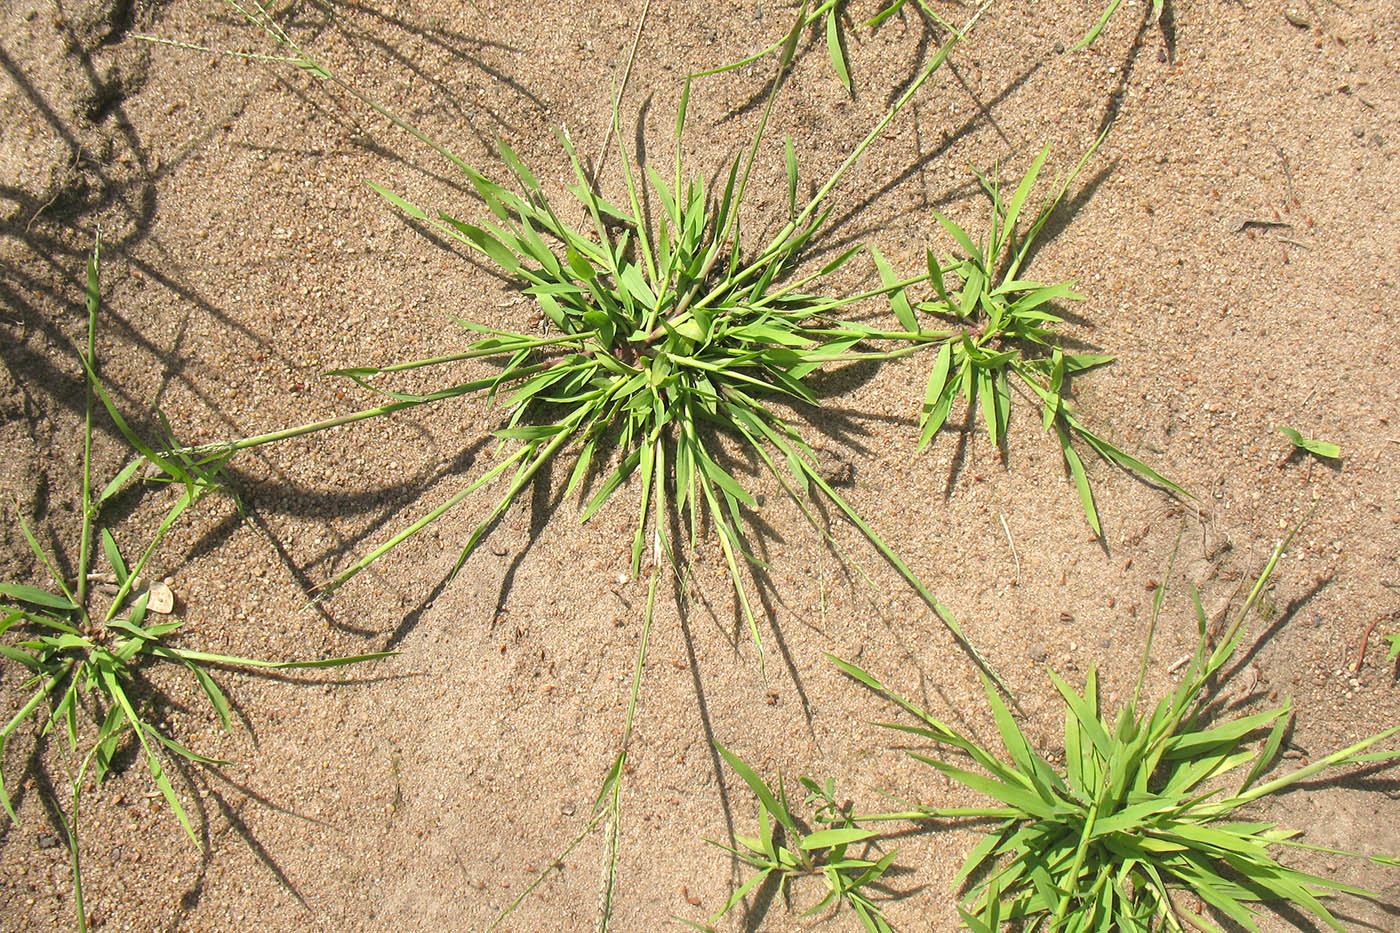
825,6,852,91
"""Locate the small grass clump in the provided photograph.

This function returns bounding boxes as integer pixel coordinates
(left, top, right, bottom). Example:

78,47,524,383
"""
836,535,1400,932
886,144,1186,532
690,742,898,932
0,239,387,932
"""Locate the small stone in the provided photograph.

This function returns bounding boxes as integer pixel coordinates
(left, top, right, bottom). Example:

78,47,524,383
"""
1054,41,1066,54
37,833,60,850
1354,126,1367,138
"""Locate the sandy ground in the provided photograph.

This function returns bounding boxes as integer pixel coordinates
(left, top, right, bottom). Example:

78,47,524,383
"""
2,0,1398,930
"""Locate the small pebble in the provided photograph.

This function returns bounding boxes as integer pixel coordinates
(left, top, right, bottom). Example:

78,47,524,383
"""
37,833,60,850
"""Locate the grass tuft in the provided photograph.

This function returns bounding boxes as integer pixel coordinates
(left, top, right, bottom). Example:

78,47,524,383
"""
174,0,1009,692
0,238,389,932
687,742,898,932
835,533,1400,931
707,0,965,92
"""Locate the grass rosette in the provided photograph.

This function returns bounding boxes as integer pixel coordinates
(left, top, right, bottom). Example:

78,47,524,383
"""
837,535,1400,932
885,143,1187,533
0,239,389,932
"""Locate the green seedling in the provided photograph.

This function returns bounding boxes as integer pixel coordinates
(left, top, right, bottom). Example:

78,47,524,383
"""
1278,426,1340,461
888,143,1186,533
836,533,1400,932
687,742,896,932
0,238,389,932
1387,632,1399,663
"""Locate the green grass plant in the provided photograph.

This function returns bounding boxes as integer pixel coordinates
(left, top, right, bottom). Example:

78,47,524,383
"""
835,534,1400,932
182,0,1008,690
1278,426,1340,461
0,238,389,932
157,4,1014,925
887,144,1186,533
687,742,898,932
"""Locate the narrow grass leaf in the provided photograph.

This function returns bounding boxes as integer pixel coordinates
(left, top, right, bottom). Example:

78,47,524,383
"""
871,246,917,333
716,742,800,840
0,584,75,611
802,827,877,849
825,8,851,91
1058,426,1101,535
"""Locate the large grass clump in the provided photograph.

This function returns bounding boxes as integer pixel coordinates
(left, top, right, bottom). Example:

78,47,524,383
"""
185,1,1007,688
836,535,1400,931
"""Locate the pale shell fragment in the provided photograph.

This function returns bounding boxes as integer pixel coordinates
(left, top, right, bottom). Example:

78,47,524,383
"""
146,581,175,615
